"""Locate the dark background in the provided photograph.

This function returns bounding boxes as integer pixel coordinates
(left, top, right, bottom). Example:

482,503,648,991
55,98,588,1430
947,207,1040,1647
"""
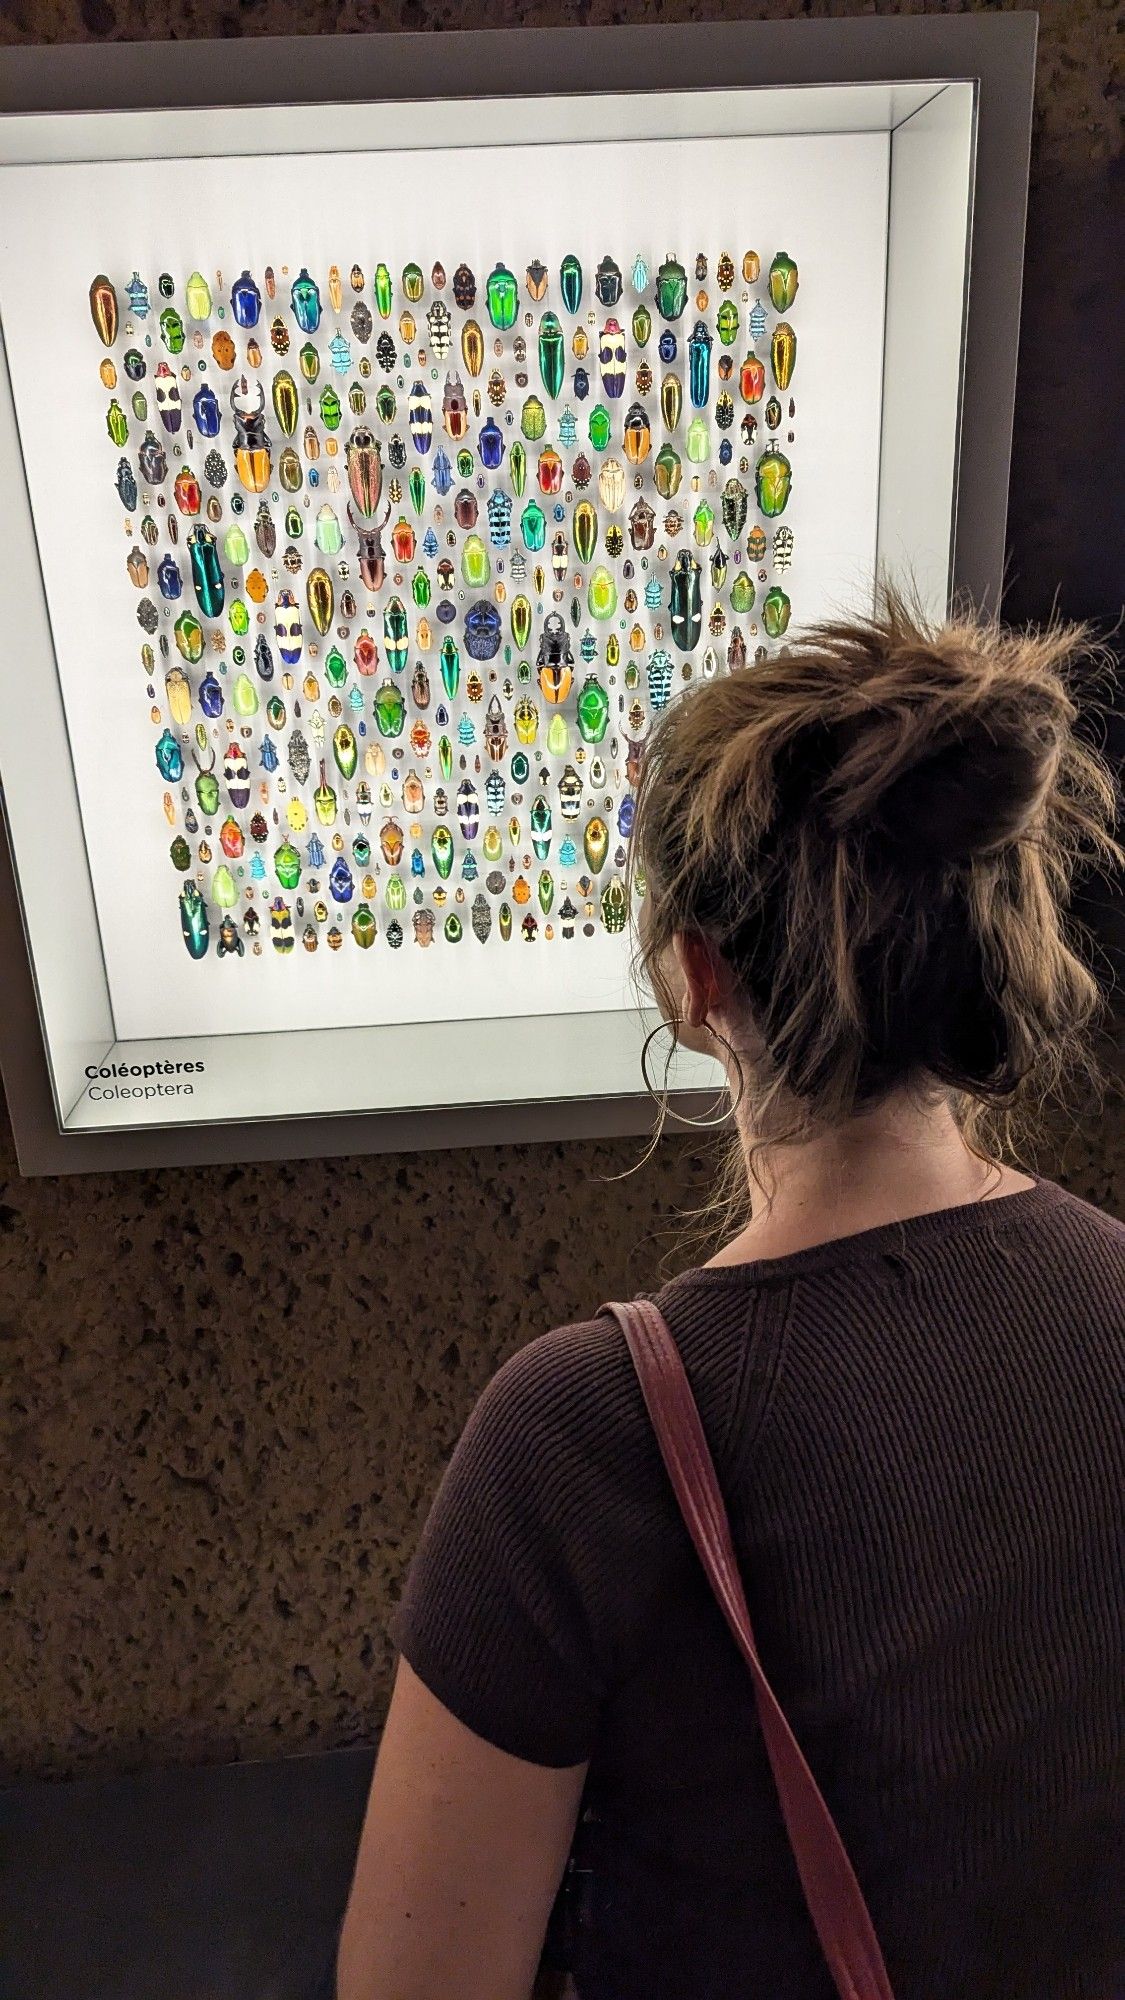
1,0,1121,1783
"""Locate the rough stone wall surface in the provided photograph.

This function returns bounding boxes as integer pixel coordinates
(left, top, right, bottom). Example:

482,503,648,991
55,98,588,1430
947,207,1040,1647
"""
0,0,1121,1782
3,1085,1123,1783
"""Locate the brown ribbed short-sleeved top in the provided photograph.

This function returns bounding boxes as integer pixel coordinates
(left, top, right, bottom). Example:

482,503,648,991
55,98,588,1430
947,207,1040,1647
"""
393,1181,1125,1999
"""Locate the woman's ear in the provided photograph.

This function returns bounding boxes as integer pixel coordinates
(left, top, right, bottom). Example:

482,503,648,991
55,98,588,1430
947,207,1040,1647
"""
672,931,728,1029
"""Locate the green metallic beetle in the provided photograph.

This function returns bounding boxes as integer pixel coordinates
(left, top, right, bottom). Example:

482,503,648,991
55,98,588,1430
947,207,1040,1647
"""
179,882,209,959
576,673,610,742
631,304,652,349
352,904,377,949
486,263,518,331
275,839,302,890
511,595,533,650
560,253,583,316
538,312,565,399
188,526,224,618
716,299,739,347
574,499,598,565
655,255,688,322
768,251,799,312
755,446,792,518
762,586,792,638
383,597,409,674
440,636,461,700
192,747,220,818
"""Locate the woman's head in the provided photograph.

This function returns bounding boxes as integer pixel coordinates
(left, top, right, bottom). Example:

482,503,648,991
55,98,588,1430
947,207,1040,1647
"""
632,589,1119,1157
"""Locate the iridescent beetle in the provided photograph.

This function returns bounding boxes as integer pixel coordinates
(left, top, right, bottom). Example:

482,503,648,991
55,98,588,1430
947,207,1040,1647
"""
687,321,713,409
179,882,209,959
763,586,792,639
329,856,354,904
192,746,220,818
159,307,185,355
155,728,183,781
192,383,221,437
231,270,261,328
291,267,321,333
383,597,409,674
755,446,793,519
138,431,168,485
188,526,224,617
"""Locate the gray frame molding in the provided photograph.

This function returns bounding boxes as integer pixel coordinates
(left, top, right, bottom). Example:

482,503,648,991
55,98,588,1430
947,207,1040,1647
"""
0,15,1036,1175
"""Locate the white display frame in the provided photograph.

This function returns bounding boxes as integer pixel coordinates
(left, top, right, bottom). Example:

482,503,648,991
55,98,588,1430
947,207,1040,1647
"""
0,16,1036,1174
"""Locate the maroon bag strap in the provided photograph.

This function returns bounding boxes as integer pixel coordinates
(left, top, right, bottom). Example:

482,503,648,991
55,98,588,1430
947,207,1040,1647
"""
603,1297,897,2000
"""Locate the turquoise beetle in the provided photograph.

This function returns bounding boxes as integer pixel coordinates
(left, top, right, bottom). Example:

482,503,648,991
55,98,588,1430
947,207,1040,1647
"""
179,882,210,959
188,525,224,617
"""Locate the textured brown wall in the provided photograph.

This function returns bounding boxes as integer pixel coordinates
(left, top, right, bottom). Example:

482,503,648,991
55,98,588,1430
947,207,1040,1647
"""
1,0,1122,1784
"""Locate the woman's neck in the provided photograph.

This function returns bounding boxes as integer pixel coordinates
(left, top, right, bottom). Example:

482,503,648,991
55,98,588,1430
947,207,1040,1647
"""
706,1094,1035,1268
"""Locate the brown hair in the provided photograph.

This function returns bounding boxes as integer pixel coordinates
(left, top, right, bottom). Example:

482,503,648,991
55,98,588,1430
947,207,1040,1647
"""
632,589,1120,1180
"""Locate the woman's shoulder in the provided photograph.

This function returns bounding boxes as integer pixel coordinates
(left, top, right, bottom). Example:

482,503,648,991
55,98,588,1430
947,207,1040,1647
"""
480,1307,640,1434
395,1298,710,1763
1040,1178,1125,1246
473,1271,774,1520
465,1309,661,1524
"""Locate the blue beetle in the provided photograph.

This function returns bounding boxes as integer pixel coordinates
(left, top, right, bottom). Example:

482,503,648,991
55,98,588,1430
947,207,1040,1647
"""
192,383,221,438
231,270,261,328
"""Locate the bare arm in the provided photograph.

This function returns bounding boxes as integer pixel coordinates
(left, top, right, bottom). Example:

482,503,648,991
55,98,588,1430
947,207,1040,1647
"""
337,1659,588,2000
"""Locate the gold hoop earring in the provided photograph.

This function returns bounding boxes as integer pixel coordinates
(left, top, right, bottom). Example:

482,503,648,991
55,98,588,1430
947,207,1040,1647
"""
640,1017,747,1130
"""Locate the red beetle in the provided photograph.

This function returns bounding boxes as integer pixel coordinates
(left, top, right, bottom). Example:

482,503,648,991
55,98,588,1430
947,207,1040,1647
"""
537,446,564,496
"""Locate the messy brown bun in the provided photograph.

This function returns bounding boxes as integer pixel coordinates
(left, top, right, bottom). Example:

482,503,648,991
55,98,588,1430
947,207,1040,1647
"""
633,588,1120,1156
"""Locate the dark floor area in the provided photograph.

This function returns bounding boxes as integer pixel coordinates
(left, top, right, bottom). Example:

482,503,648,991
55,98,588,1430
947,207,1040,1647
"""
0,1746,374,2000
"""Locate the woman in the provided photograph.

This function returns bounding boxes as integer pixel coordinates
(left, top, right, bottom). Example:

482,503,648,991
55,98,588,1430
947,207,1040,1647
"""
337,596,1124,1999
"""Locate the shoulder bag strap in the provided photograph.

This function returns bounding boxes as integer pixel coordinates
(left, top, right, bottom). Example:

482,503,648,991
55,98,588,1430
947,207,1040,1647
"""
603,1297,896,2000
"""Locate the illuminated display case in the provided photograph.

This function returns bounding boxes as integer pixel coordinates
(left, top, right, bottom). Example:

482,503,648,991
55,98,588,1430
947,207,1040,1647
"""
0,16,1035,1172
